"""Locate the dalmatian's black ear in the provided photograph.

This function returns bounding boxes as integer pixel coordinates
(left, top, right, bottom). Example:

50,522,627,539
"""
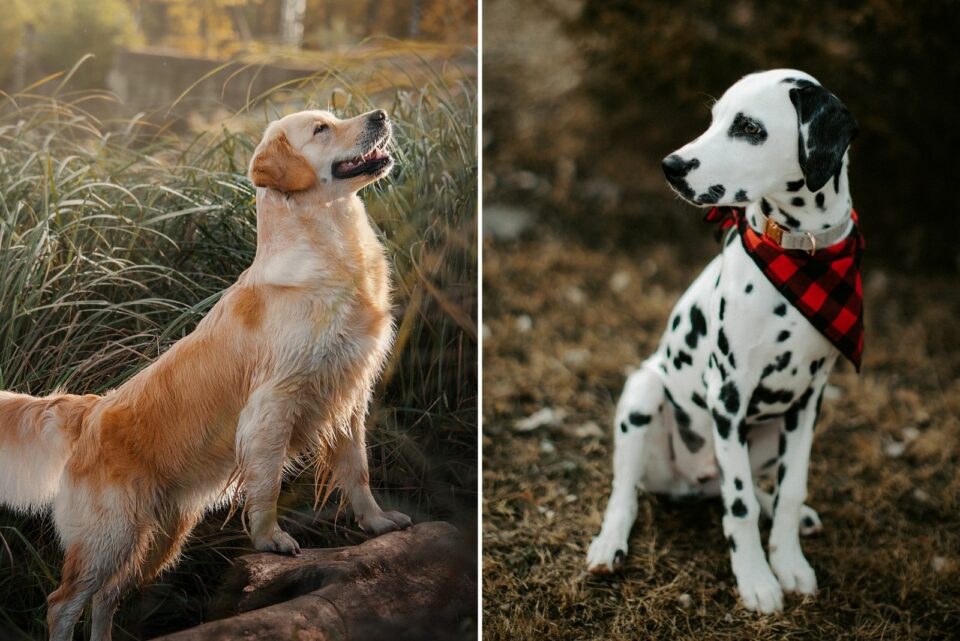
788,83,859,192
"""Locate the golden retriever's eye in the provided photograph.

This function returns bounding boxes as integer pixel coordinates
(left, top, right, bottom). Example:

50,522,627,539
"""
314,124,329,135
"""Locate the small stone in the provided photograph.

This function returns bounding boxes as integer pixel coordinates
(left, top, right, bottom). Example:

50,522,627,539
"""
564,494,578,504
483,204,535,240
609,270,631,292
513,170,540,191
723,613,734,623
932,556,948,573
913,488,929,502
566,287,586,305
902,426,920,442
514,407,565,432
677,593,694,609
563,348,590,367
540,439,556,454
884,439,907,458
515,315,533,333
571,421,604,439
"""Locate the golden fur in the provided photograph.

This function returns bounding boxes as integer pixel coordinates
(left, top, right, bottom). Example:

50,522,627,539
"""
0,109,409,641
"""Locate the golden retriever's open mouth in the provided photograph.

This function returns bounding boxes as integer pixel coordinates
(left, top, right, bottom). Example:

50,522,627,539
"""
332,143,392,179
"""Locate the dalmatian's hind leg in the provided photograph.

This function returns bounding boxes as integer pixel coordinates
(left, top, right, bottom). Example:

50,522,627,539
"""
749,422,823,536
755,488,822,536
587,363,670,574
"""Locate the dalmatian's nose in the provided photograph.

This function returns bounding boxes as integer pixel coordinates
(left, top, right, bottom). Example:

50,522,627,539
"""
662,154,699,180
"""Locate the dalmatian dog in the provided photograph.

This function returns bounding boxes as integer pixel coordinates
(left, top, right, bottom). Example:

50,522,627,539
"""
586,69,859,613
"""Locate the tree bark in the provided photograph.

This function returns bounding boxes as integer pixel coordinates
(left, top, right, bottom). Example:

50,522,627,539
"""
150,521,475,641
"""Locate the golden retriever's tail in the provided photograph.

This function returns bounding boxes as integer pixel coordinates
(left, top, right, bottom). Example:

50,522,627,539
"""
0,391,99,512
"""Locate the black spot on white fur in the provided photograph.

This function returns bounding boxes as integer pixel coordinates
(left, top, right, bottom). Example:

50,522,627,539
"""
777,330,791,342
731,498,747,518
712,409,732,439
697,184,726,205
628,412,652,427
718,328,730,355
786,179,805,192
720,381,740,413
685,305,707,349
810,357,825,375
778,207,801,229
774,303,787,316
734,189,748,202
815,192,826,210
775,352,792,371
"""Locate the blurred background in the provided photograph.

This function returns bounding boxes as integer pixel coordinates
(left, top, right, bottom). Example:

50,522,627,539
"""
483,2,960,640
0,1,476,639
484,0,960,271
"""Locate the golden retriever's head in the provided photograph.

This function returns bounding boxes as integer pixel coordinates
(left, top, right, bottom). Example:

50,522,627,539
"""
249,109,393,196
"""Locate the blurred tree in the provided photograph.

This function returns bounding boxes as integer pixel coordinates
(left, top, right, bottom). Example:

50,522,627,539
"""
144,0,252,57
0,0,26,86
279,0,307,47
26,0,139,88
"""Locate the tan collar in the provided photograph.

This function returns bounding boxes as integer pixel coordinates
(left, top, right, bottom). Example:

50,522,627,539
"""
758,209,853,255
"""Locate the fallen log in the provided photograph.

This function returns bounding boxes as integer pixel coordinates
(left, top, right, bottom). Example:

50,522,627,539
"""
151,521,475,641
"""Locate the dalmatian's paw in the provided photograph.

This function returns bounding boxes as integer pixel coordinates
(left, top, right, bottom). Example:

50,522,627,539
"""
770,547,818,595
586,534,627,574
799,505,823,537
735,566,784,614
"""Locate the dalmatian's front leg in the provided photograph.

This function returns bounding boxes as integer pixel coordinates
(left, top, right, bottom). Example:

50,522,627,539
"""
709,370,783,613
587,365,665,573
767,377,828,595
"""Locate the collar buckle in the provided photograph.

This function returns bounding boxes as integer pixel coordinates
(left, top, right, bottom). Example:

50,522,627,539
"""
763,216,785,245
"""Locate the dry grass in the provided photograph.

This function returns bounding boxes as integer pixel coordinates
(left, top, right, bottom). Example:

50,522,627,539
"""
482,222,960,641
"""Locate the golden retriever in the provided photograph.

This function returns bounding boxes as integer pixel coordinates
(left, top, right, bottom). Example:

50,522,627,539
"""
0,108,411,641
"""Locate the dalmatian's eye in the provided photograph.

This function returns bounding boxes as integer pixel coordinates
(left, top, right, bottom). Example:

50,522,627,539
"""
314,123,329,135
744,122,760,135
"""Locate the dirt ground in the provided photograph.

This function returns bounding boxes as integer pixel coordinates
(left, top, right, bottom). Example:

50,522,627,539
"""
481,221,960,640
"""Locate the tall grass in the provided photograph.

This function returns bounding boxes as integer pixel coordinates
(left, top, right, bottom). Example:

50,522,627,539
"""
0,59,476,639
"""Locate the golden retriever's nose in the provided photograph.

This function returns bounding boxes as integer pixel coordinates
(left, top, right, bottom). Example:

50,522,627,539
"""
368,109,388,123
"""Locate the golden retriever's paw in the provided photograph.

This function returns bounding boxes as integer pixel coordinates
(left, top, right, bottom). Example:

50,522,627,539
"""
254,529,301,556
359,510,412,535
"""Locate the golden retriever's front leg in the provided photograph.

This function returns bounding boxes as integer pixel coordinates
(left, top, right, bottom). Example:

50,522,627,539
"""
335,414,412,536
236,389,300,556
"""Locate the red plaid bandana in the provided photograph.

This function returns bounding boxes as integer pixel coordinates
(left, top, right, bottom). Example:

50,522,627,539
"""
704,207,865,371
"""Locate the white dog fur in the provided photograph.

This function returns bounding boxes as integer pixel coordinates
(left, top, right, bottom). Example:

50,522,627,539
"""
586,69,859,614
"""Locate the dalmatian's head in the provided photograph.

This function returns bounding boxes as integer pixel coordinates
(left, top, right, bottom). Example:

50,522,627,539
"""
662,69,858,208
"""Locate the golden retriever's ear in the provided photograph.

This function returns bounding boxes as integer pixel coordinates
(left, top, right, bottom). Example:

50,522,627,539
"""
249,132,317,192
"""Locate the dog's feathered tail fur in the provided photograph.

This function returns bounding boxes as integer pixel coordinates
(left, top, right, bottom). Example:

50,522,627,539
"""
0,391,99,512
